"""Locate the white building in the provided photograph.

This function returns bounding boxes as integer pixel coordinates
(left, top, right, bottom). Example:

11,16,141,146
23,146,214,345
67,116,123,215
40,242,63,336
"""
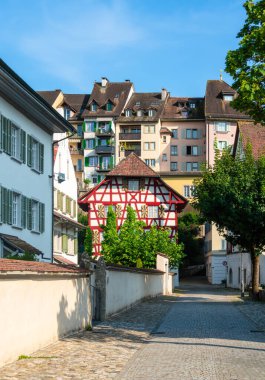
53,134,84,265
0,59,75,261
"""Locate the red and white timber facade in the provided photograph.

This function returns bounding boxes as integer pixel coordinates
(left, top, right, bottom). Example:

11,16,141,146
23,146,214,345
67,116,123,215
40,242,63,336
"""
79,153,187,255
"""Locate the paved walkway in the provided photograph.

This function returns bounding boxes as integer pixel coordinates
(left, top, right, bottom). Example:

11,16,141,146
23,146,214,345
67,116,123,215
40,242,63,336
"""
1,279,265,379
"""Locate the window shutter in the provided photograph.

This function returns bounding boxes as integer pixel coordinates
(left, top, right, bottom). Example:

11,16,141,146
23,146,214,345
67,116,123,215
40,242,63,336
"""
110,156,114,168
27,198,32,230
94,122,97,131
182,146,186,156
62,234,68,253
27,135,32,167
82,122,86,132
99,156,103,167
7,190,12,225
39,203,45,233
98,139,101,146
20,130,26,163
73,200,76,218
82,139,86,149
181,162,186,172
198,146,202,155
39,143,44,173
57,191,60,210
21,196,27,228
97,175,101,183
1,187,7,223
2,116,7,152
85,157,89,167
6,119,11,155
198,129,202,139
227,123,230,132
74,237,78,255
181,129,186,139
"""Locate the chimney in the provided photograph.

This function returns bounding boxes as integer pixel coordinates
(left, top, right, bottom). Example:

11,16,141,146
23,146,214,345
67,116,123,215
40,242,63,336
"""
161,88,168,101
101,77,109,87
125,79,130,82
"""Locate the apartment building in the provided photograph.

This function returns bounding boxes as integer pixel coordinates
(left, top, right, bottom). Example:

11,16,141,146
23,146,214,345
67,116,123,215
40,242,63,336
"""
159,97,205,199
81,78,134,187
115,90,168,171
204,79,250,284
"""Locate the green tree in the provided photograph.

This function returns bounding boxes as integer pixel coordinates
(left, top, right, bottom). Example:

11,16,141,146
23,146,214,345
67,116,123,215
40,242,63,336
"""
225,0,265,124
6,251,37,261
84,226,93,257
78,213,87,254
178,212,204,266
101,207,120,263
193,145,265,298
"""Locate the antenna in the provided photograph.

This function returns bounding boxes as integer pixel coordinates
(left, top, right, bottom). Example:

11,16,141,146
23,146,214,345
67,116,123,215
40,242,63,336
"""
220,69,223,81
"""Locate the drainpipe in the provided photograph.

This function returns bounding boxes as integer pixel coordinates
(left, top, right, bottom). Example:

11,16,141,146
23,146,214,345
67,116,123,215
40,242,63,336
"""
51,132,76,263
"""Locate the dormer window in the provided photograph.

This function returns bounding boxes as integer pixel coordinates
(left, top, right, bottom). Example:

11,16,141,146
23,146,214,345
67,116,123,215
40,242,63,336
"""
223,95,233,102
137,110,143,117
125,109,132,117
181,110,188,117
189,103,196,109
148,109,156,117
106,102,113,111
64,107,71,120
91,102,97,112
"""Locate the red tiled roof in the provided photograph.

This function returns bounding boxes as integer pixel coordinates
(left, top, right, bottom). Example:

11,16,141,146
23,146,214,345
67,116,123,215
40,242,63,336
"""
37,90,61,106
107,153,159,177
160,127,172,134
161,97,204,120
53,255,77,266
238,122,265,159
0,259,89,274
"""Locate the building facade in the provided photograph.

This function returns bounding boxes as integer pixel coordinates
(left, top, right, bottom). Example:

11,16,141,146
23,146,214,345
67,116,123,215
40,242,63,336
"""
78,153,187,255
0,60,74,262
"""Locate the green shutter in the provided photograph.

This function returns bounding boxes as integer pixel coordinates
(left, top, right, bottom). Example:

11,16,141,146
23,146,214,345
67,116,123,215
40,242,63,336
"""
93,122,97,131
99,157,103,168
20,130,26,163
27,198,32,230
110,156,114,168
62,234,68,253
97,175,101,183
21,196,27,228
6,119,11,155
39,143,44,173
74,237,78,255
1,187,7,223
2,117,9,154
27,135,32,167
82,139,86,149
7,190,12,225
82,122,86,132
73,200,76,218
39,203,45,233
85,157,89,167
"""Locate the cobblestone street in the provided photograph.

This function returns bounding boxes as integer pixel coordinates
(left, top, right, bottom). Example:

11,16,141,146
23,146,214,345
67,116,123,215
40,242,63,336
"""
2,280,265,379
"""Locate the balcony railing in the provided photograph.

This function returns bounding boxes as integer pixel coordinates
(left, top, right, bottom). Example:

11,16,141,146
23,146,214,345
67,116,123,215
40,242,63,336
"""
119,133,141,140
96,164,114,172
95,128,113,137
70,148,84,155
95,146,115,154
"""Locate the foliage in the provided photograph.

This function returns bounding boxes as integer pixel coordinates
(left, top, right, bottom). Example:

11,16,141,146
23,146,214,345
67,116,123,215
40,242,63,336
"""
83,178,91,185
101,206,185,269
6,251,37,261
192,145,265,296
225,0,265,124
101,207,120,263
84,227,93,257
178,212,204,266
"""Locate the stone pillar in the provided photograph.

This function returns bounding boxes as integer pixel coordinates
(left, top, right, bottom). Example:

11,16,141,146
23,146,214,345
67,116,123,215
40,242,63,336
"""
94,257,107,321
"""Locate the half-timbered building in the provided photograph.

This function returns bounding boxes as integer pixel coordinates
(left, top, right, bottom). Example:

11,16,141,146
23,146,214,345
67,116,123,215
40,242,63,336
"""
78,153,187,255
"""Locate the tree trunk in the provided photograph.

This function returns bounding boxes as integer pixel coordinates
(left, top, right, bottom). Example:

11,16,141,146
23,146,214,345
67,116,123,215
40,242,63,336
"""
251,249,260,300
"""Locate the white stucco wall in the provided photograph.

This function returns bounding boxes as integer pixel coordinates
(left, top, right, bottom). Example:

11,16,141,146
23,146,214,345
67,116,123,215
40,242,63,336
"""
227,252,252,289
0,97,53,260
0,274,91,367
206,254,227,285
105,270,164,317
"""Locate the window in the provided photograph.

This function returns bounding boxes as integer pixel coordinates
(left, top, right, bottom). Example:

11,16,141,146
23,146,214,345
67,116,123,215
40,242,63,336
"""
125,109,132,117
170,162,178,171
144,142,155,151
186,162,199,172
148,206,158,218
86,139,95,149
92,176,97,184
184,185,195,198
101,156,112,170
218,141,228,150
77,159,82,171
128,180,139,191
11,124,20,160
86,122,96,132
172,129,178,139
148,109,156,117
145,159,156,167
171,145,178,156
181,110,188,117
223,95,233,101
131,128,140,134
1,116,26,162
12,192,21,227
215,122,230,132
221,239,227,250
30,199,45,233
162,153,167,161
162,136,167,143
77,125,83,137
106,102,113,111
186,129,198,139
144,125,155,133
27,136,44,173
64,108,71,120
137,110,143,117
189,103,196,109
85,156,98,167
91,103,97,112
186,146,198,156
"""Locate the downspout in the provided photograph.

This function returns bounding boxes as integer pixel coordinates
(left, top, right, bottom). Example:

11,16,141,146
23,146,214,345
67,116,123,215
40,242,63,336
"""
51,132,76,263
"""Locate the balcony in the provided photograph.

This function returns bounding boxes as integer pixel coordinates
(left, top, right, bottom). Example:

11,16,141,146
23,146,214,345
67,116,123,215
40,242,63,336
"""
95,128,114,137
70,148,84,155
96,164,114,172
119,133,141,140
95,146,115,154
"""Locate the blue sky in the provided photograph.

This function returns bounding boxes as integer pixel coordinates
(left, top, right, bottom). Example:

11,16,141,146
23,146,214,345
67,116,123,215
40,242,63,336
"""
0,0,245,97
